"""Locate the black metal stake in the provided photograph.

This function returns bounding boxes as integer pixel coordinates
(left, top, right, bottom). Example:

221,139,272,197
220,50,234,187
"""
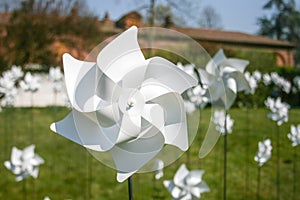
128,176,133,200
223,111,228,200
22,179,27,200
256,166,261,200
293,147,297,200
276,125,280,200
245,107,250,199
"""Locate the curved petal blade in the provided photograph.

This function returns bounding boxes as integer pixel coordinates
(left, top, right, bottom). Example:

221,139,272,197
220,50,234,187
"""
174,164,189,187
116,114,141,144
222,78,237,110
62,53,99,112
141,104,164,132
50,110,119,152
228,71,250,92
151,93,189,151
206,49,226,75
221,58,249,73
97,26,146,82
140,79,173,102
144,57,197,94
111,127,164,182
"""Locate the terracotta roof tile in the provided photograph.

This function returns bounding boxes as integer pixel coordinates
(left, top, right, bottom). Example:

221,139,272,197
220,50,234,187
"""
172,27,294,48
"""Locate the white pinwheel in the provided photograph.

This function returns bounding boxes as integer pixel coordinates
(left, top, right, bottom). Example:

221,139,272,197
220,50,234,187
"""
153,159,164,180
262,73,272,86
270,72,291,94
20,72,40,93
177,62,208,109
288,125,300,147
3,65,24,82
212,110,234,135
187,85,209,109
49,67,64,93
50,26,197,182
184,100,196,114
244,71,258,95
253,70,262,82
176,62,197,80
265,97,290,126
0,74,18,106
254,139,272,167
293,76,300,91
198,49,250,110
164,164,210,200
49,66,63,82
4,145,44,182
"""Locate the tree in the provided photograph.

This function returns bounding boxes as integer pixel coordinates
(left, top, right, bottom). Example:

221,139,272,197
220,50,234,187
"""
1,0,101,68
199,6,222,29
131,0,201,26
257,0,300,65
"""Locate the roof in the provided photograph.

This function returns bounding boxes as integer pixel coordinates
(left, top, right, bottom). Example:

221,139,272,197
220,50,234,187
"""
172,27,294,48
0,13,11,24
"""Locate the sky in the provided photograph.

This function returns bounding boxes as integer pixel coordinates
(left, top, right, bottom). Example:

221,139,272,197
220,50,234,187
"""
84,0,297,34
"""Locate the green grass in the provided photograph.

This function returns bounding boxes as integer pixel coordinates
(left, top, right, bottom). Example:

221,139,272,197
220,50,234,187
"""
0,107,299,199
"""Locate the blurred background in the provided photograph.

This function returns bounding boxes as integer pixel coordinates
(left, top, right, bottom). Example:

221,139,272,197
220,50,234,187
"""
0,1,300,200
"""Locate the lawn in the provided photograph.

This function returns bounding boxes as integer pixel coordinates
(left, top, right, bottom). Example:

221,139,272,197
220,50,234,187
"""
0,107,299,199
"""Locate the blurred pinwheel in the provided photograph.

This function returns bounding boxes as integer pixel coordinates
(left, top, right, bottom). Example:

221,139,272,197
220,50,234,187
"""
163,164,210,200
262,73,272,86
49,66,64,93
186,85,209,109
270,72,291,94
254,139,272,167
253,70,262,82
244,71,258,95
3,65,24,82
293,76,300,92
288,124,300,147
20,72,40,93
4,145,44,181
212,109,234,135
198,49,250,110
0,73,18,106
184,100,196,114
49,66,63,82
50,26,197,182
265,97,290,126
153,159,164,180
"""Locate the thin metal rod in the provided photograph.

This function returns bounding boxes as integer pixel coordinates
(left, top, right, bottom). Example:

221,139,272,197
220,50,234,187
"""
293,147,297,200
256,166,261,200
23,179,27,200
245,107,250,199
223,111,228,200
128,176,133,200
276,125,280,200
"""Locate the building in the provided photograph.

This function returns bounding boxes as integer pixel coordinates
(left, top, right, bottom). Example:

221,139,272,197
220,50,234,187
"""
99,12,295,67
0,11,295,67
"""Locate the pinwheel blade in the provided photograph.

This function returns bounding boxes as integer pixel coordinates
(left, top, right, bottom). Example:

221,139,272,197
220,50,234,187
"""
151,93,189,151
51,110,119,152
144,57,198,94
63,53,98,112
111,128,164,182
97,26,146,82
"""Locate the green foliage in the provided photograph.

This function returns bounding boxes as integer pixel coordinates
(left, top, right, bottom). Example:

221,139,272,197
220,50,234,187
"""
0,0,102,70
236,82,273,108
225,48,277,72
257,0,300,65
0,107,299,199
4,12,55,66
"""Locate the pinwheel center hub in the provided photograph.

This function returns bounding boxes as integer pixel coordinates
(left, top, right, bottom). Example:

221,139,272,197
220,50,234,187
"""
118,88,145,115
127,98,136,110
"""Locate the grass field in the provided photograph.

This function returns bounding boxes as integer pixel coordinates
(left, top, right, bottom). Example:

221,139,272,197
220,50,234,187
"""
0,107,299,200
